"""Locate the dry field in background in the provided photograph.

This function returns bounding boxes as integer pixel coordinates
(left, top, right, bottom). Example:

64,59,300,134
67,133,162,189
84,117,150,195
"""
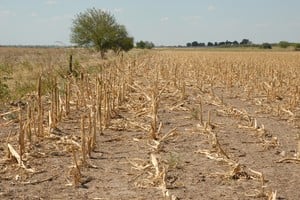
0,47,299,199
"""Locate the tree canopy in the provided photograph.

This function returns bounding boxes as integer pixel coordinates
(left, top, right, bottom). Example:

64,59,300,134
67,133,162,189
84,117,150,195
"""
70,8,133,58
278,41,290,48
261,43,272,49
136,41,155,49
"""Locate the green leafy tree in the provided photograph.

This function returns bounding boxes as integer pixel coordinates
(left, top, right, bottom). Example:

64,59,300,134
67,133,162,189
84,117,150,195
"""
225,40,232,46
207,42,213,46
111,25,134,54
70,8,133,58
136,41,154,49
191,41,198,47
219,41,225,46
240,39,251,45
115,37,134,53
261,43,272,49
146,41,155,49
278,41,290,48
136,41,146,49
295,43,300,51
232,41,239,46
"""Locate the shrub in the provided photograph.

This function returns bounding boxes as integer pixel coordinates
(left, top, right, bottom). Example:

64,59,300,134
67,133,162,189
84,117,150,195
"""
278,41,290,48
136,41,155,49
261,43,272,49
295,43,300,51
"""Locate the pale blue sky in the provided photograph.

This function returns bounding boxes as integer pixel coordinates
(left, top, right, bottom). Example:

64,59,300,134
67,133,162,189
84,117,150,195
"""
0,0,299,45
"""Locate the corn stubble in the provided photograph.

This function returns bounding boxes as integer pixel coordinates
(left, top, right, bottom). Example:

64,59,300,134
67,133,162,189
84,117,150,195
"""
128,51,298,198
1,49,299,198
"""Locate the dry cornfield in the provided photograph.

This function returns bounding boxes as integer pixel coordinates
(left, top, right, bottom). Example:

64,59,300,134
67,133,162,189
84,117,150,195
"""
0,47,300,199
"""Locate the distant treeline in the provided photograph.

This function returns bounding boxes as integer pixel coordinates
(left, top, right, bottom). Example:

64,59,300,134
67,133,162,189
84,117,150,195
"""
186,39,251,47
185,39,300,50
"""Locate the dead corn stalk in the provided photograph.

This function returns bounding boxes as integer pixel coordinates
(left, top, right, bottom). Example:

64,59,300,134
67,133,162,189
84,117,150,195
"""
37,76,44,137
70,146,82,187
25,103,32,143
96,75,103,135
81,115,87,165
150,82,169,140
19,110,25,162
65,80,71,115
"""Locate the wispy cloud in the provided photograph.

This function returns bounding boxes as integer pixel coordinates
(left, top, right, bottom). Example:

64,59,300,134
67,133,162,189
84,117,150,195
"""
99,8,123,14
160,17,169,22
51,14,73,21
36,14,73,24
113,8,123,13
0,10,16,17
30,12,38,17
183,15,201,23
255,23,269,29
208,5,216,12
45,0,57,5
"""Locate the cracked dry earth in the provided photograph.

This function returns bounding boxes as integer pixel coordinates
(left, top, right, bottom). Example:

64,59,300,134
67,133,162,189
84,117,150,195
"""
1,51,300,200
